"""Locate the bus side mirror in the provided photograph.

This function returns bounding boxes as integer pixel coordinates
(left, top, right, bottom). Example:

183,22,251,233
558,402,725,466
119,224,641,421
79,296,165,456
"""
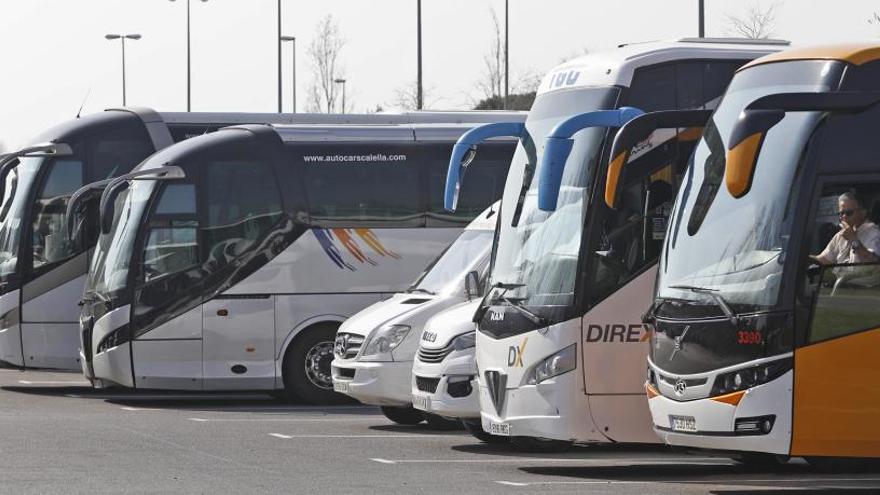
444,121,525,212
99,166,187,235
725,91,880,199
605,109,712,209
464,270,481,301
537,107,643,212
0,142,73,204
67,179,113,241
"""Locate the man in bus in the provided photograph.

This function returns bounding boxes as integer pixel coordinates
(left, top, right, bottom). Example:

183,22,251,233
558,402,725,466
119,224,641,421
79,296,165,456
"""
811,192,880,287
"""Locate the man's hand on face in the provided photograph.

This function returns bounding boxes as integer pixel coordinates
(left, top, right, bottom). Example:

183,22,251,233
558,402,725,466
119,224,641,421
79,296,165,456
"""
841,220,859,242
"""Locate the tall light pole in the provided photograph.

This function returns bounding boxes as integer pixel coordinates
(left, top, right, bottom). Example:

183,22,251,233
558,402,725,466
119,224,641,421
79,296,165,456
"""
170,0,209,112
277,0,283,113
281,36,296,113
504,0,509,109
698,0,705,37
334,78,347,114
416,0,423,110
105,34,142,106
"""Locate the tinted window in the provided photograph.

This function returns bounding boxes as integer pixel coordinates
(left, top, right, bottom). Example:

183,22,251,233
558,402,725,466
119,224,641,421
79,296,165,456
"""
142,183,198,283
31,159,84,270
87,132,155,182
426,142,512,226
204,161,283,268
297,143,421,225
628,65,676,111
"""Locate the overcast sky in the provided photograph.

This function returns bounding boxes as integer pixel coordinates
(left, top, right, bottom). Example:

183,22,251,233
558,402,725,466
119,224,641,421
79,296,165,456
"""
1,0,878,149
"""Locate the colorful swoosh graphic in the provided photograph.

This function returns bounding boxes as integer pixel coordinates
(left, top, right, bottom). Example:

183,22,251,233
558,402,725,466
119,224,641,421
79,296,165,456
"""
314,228,401,271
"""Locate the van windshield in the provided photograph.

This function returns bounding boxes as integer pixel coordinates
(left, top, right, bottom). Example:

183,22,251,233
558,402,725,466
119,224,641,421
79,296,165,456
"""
410,230,493,295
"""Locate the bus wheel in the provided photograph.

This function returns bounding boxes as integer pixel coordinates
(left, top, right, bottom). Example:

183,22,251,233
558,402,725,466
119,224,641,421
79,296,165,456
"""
462,419,510,444
282,324,353,405
380,406,424,425
423,413,463,431
511,436,573,453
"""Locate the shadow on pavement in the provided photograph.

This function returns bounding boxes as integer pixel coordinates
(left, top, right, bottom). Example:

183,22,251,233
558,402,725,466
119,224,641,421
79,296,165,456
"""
368,423,469,435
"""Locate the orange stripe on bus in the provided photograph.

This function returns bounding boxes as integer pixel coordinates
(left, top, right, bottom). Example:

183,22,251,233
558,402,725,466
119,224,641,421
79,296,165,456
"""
710,390,745,406
646,383,660,399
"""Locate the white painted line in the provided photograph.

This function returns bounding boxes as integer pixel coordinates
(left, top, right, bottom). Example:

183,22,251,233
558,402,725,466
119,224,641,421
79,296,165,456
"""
271,434,446,439
370,458,397,464
187,417,378,422
18,380,90,385
371,458,729,465
493,477,880,487
269,433,293,439
120,406,159,411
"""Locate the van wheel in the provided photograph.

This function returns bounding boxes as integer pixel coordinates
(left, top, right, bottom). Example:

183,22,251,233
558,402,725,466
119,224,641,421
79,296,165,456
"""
511,436,573,453
380,406,424,425
462,419,510,444
423,413,463,431
282,324,352,405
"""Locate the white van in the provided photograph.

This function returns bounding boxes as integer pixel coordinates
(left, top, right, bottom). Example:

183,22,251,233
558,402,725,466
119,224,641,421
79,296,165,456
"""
331,203,498,425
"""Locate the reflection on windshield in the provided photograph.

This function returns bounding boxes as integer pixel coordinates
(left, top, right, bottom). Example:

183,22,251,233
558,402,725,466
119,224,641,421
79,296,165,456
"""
86,180,155,298
489,87,620,321
659,61,845,309
410,230,492,295
0,158,41,280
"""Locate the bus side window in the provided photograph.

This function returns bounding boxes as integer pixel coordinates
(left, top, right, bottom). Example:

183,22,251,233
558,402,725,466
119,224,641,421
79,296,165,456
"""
31,158,84,271
141,183,199,283
203,161,283,269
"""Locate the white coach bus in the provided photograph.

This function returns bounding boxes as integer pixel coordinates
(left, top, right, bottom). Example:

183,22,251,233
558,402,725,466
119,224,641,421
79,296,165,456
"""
444,39,788,450
80,118,520,403
0,107,507,371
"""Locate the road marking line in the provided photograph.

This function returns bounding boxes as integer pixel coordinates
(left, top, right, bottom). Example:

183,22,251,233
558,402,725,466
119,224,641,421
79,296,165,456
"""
120,406,159,411
271,434,447,439
492,477,880,486
371,458,729,464
187,417,378,422
269,433,293,439
370,458,397,464
18,380,90,385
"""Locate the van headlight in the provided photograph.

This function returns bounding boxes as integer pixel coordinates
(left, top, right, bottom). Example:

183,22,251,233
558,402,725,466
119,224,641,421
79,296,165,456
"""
359,324,411,362
450,331,476,351
526,344,576,385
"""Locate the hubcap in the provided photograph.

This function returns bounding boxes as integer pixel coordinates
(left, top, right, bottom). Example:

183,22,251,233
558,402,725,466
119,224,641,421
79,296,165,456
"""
304,340,335,389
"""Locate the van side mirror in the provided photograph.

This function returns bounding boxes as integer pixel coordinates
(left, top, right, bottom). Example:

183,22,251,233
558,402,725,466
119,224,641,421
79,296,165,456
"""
464,270,481,301
537,107,643,212
99,166,186,235
445,122,525,212
604,109,712,209
726,91,880,199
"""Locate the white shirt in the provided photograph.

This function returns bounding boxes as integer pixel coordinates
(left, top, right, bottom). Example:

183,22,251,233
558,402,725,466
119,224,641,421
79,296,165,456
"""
818,221,880,265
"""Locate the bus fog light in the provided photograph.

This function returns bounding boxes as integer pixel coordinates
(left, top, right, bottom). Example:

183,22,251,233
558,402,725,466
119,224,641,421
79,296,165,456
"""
526,344,576,385
734,415,775,435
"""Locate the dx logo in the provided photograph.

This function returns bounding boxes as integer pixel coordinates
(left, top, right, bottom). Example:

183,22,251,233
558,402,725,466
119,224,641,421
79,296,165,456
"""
507,337,528,367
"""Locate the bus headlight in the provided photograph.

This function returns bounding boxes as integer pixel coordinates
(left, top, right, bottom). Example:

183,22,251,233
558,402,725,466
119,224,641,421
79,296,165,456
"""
710,357,792,396
526,344,576,385
359,324,411,362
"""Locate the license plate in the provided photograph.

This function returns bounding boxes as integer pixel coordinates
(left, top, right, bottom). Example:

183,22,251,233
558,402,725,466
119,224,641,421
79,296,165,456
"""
488,421,511,436
333,380,350,394
669,415,697,432
412,393,430,411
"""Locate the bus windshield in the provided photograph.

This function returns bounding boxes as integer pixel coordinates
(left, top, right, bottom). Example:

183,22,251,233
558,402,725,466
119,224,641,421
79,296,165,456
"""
657,60,845,311
486,87,620,326
0,157,41,282
86,179,155,301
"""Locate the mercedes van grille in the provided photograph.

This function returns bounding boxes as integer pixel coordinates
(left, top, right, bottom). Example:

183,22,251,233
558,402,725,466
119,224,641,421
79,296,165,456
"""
417,344,453,363
334,333,364,359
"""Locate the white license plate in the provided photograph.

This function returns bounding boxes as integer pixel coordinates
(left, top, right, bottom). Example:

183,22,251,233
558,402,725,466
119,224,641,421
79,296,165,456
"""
669,415,697,432
412,393,430,411
488,422,511,436
333,380,350,394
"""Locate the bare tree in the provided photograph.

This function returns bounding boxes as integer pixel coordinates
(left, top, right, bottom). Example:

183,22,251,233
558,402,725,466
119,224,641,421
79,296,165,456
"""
392,80,438,111
724,1,780,39
475,8,505,103
306,15,347,113
869,11,880,32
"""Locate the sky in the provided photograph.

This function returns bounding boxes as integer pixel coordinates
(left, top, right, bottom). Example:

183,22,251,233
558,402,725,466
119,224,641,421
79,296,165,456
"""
1,0,878,149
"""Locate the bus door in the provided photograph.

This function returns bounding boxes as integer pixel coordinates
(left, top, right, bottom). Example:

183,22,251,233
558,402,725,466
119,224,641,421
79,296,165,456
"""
201,159,283,390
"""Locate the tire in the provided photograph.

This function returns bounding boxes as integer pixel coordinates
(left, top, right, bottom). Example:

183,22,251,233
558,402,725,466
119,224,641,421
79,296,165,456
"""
462,419,510,444
380,406,424,425
423,413,463,431
282,323,352,405
511,436,574,453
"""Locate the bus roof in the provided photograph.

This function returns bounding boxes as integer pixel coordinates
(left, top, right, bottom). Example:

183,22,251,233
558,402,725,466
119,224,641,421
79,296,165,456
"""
739,42,880,71
154,109,527,126
265,120,524,143
536,38,791,96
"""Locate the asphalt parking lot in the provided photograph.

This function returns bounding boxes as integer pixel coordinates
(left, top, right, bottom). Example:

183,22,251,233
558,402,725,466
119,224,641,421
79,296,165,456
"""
0,368,878,494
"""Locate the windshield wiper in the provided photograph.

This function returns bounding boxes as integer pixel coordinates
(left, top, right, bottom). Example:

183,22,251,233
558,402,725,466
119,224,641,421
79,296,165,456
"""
80,289,111,308
498,295,547,326
474,281,547,327
668,284,739,326
407,287,436,295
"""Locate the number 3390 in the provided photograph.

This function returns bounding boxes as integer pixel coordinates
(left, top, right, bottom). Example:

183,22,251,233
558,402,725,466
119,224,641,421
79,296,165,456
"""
737,330,763,344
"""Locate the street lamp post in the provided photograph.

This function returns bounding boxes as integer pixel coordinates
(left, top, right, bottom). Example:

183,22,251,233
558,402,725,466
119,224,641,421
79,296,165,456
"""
698,0,705,37
334,79,347,114
170,0,209,112
277,0,283,113
504,0,509,109
416,0,423,110
281,36,296,113
105,34,142,106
